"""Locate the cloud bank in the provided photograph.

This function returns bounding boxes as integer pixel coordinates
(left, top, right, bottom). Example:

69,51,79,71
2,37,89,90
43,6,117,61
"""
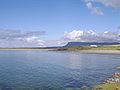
0,29,120,47
0,29,46,47
0,29,66,47
63,30,120,42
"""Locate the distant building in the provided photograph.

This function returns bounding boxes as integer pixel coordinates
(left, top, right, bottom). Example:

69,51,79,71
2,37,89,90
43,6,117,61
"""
90,45,98,47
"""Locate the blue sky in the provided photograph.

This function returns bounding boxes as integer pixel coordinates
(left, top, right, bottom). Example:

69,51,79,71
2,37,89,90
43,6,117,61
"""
0,0,120,47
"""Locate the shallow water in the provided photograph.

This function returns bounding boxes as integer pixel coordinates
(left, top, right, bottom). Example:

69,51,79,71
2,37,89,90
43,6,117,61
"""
0,50,120,90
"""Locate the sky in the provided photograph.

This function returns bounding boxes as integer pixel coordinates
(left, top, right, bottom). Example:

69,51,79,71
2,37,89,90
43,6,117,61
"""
0,0,120,47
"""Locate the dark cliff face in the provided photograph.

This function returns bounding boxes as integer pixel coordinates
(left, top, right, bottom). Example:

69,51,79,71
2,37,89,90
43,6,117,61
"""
64,42,120,47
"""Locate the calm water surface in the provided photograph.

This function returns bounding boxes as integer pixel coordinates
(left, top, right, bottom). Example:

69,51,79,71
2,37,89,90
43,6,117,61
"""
0,50,120,90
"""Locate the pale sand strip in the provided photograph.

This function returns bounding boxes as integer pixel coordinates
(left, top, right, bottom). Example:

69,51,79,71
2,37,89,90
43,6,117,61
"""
0,49,120,55
81,50,120,54
0,48,52,50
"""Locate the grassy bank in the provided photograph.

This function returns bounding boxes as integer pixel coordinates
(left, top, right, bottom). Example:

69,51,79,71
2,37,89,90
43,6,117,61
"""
93,83,120,90
55,44,120,51
0,44,120,51
92,67,120,90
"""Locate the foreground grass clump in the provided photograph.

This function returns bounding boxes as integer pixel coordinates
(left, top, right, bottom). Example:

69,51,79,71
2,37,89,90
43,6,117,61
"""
93,83,120,90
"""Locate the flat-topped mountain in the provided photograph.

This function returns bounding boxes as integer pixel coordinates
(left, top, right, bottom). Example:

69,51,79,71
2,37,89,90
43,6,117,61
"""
64,42,120,47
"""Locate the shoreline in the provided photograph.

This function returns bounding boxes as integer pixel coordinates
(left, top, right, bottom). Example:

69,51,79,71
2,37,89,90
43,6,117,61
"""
0,48,52,51
80,50,120,55
93,67,120,90
0,48,120,55
53,48,120,55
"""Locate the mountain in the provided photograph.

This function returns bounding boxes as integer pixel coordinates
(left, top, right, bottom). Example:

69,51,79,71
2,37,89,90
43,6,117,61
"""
64,42,120,47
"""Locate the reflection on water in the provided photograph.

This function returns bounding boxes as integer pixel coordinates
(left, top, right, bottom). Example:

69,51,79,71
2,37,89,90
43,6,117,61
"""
0,51,120,90
68,53,83,69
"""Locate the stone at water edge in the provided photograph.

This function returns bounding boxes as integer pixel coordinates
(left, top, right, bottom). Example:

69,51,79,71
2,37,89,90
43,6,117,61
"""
116,66,120,69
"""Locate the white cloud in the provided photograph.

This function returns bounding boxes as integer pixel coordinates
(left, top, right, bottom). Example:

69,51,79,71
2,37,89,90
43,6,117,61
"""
46,39,68,47
25,36,45,46
97,0,120,8
86,2,104,15
64,30,84,40
0,29,66,47
84,0,120,15
87,30,96,35
104,31,109,34
1,28,120,47
0,29,46,47
63,30,120,42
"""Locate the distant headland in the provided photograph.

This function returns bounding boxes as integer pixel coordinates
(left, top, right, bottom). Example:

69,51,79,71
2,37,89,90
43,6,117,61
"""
1,42,120,54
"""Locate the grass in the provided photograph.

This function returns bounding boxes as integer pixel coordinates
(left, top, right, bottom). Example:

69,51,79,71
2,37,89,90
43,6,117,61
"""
72,45,120,50
56,44,120,51
93,83,120,90
2,44,120,51
91,45,120,50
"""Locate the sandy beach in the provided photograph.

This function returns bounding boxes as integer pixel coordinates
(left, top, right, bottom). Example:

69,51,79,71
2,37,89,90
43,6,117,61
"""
81,50,120,55
0,48,51,51
0,48,120,55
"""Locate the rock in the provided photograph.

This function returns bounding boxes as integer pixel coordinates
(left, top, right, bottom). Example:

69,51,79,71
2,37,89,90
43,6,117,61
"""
93,71,120,90
95,87,103,90
116,66,120,69
102,72,120,84
113,72,120,78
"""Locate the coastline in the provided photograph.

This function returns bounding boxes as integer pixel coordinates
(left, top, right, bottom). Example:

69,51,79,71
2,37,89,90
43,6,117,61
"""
0,48,120,55
80,50,120,55
53,47,120,55
0,48,52,51
93,67,120,90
